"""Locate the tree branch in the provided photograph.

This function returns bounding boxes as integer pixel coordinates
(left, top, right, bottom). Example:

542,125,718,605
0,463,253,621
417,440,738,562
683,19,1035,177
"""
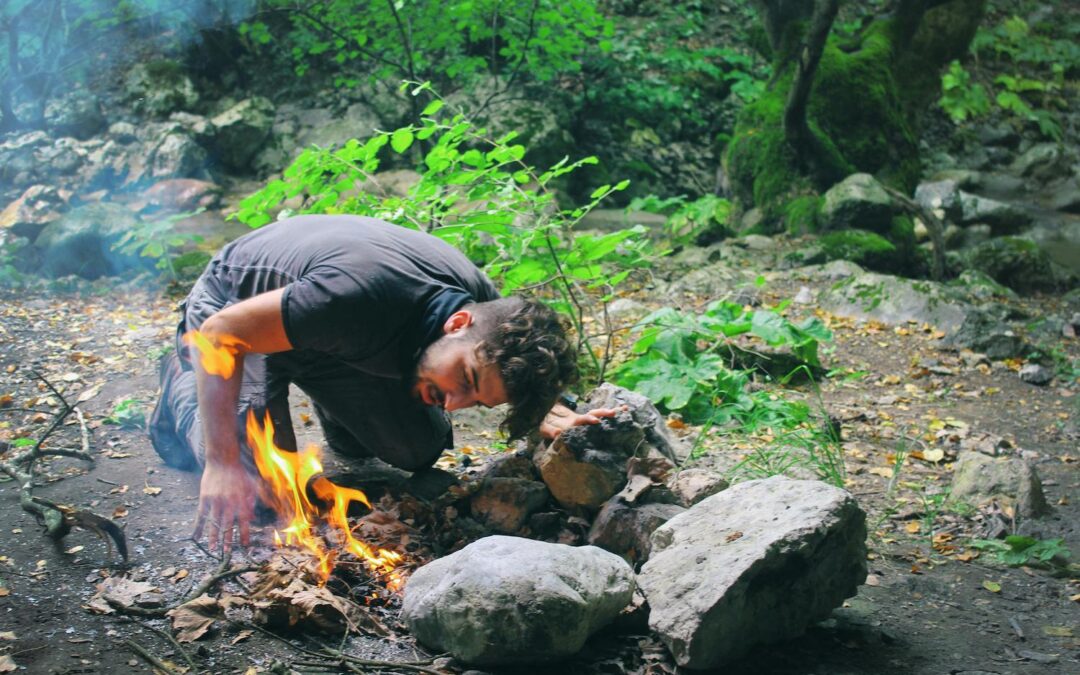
782,0,839,178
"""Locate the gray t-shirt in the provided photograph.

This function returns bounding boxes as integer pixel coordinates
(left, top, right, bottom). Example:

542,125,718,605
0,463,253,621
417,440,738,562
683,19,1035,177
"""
194,215,499,379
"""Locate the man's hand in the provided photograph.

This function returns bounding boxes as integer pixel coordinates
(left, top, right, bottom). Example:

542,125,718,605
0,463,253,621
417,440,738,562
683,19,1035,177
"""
540,403,626,440
193,459,256,553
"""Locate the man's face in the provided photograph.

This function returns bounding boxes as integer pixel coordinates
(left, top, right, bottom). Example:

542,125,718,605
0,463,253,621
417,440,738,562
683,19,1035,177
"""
412,310,508,412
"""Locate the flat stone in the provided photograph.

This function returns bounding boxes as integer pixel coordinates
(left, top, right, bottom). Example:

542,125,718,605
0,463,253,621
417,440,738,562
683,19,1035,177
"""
587,498,685,563
820,173,896,233
638,476,867,668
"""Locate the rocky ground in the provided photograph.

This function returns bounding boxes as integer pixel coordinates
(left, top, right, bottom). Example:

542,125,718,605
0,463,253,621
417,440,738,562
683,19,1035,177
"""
0,228,1077,674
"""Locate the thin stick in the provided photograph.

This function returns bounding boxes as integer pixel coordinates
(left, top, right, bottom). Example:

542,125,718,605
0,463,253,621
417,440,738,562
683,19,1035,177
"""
121,617,200,675
124,638,180,674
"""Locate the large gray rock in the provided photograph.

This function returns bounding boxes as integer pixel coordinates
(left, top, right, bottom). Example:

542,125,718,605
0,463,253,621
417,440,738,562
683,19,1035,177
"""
0,185,64,239
941,308,1026,360
915,179,963,221
820,173,896,233
961,236,1059,294
150,131,208,180
1011,142,1066,180
950,451,1050,518
34,203,144,278
0,131,50,188
533,384,686,511
819,272,972,333
211,97,275,170
124,61,199,117
957,192,1032,235
638,476,867,669
401,536,634,665
44,90,105,140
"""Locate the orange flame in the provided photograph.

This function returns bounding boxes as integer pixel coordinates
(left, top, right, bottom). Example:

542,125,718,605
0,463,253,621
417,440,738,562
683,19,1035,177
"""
182,330,249,379
245,410,403,588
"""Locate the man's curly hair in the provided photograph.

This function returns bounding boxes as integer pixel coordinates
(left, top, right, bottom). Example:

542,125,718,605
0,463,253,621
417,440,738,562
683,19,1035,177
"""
469,297,578,439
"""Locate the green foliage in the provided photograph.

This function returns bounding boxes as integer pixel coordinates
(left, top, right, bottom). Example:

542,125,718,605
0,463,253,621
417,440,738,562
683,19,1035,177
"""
628,194,733,245
971,535,1072,567
235,83,654,382
241,0,609,90
612,300,831,427
940,14,1075,141
112,210,209,282
939,60,992,122
103,397,145,430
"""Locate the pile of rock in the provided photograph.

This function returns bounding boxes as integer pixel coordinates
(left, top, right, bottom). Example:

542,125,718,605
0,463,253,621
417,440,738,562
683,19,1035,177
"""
398,385,870,668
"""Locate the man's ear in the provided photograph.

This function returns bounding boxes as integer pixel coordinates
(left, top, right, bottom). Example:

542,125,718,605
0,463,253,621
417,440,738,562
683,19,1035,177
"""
443,309,475,335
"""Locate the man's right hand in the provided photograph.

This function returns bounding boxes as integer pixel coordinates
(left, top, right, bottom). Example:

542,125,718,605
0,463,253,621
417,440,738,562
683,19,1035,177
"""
193,459,256,553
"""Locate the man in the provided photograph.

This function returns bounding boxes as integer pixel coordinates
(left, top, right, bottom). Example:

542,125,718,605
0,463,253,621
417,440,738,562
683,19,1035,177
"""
151,214,609,553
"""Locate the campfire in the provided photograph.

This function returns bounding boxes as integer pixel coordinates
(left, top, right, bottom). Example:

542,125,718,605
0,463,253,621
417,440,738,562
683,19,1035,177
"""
185,330,405,591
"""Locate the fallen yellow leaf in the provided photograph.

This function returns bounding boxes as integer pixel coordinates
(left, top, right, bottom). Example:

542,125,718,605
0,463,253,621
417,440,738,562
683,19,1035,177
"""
905,522,921,534
982,580,1001,593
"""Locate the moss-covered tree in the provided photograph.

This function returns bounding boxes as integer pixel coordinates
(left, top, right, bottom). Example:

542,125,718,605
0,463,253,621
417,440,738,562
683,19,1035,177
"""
724,0,986,232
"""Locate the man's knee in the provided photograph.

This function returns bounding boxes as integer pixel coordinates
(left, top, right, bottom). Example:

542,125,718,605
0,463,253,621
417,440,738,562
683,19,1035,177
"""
374,413,451,472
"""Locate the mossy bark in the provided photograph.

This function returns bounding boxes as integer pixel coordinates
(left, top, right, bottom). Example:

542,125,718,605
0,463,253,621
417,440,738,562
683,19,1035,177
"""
725,0,987,232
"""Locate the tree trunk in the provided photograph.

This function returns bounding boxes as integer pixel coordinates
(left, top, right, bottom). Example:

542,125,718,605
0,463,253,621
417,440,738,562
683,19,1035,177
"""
724,0,987,233
0,16,21,133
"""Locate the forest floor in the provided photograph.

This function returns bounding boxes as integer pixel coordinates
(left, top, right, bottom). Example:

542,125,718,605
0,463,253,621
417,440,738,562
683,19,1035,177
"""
0,248,1078,675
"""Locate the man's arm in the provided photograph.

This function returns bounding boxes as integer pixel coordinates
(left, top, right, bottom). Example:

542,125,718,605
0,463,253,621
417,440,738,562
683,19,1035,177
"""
190,288,292,552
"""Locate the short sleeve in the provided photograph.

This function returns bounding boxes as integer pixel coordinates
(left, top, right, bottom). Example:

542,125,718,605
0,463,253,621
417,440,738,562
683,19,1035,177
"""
281,268,376,356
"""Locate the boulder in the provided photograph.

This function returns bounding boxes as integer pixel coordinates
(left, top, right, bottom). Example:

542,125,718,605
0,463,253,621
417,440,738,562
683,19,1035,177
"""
108,122,139,144
470,477,550,534
43,90,105,140
950,451,1050,518
587,498,685,563
915,179,963,221
819,272,971,334
211,97,275,171
818,229,899,272
663,263,758,303
941,308,1026,360
138,179,221,214
0,131,50,188
639,476,867,668
1019,363,1052,386
957,192,1032,235
34,203,144,278
1046,178,1080,214
124,61,199,117
401,536,634,665
533,384,686,512
150,132,208,180
961,236,1058,294
0,185,65,239
820,173,896,233
1011,142,1066,180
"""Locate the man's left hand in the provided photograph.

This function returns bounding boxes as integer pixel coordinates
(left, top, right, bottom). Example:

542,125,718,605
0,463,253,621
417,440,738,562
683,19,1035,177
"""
539,403,625,440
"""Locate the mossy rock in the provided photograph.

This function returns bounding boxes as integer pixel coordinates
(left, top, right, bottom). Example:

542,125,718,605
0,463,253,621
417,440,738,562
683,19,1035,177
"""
820,229,899,273
782,195,822,234
960,237,1058,294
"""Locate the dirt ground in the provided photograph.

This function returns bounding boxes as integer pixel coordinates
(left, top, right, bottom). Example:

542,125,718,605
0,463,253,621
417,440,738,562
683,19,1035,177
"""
0,258,1077,674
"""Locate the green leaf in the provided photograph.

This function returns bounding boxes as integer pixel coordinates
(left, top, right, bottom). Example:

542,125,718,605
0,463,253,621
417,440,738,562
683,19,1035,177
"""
421,99,444,116
391,129,415,154
590,185,610,199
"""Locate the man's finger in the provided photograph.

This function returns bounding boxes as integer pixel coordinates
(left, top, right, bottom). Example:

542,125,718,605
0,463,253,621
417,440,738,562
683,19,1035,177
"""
206,502,221,552
238,510,251,548
192,499,208,540
221,507,234,555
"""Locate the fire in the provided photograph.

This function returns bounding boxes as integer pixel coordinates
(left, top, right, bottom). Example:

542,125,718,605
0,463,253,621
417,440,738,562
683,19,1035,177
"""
246,409,404,588
182,330,249,378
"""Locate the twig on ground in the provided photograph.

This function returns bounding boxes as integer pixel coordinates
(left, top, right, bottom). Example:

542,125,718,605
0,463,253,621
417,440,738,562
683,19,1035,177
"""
124,638,181,674
109,555,258,617
120,616,201,675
